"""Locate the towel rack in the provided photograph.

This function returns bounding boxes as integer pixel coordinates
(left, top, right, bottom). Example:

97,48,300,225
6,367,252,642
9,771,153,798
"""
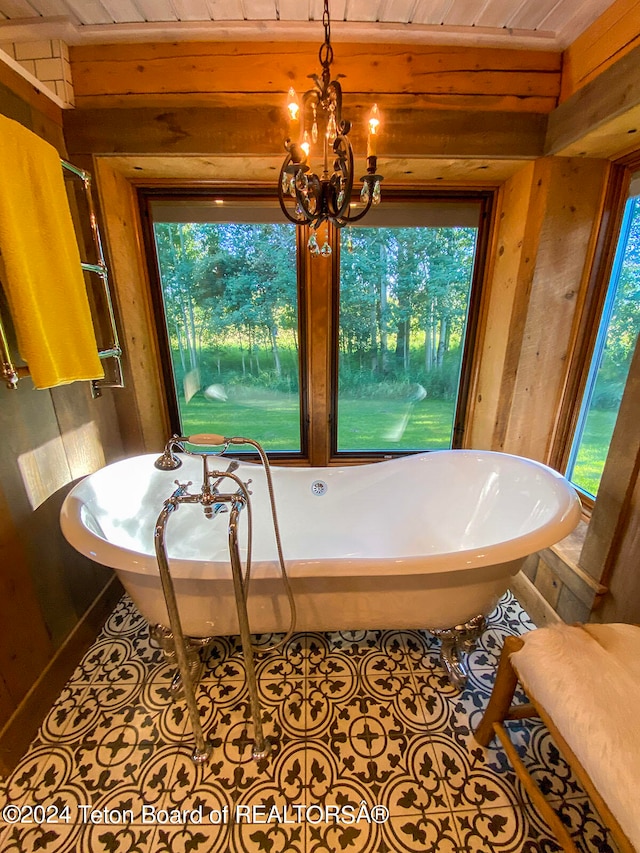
0,159,124,397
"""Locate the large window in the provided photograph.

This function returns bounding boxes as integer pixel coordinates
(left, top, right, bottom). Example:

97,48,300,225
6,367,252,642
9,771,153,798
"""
336,204,480,452
148,200,303,452
143,193,490,461
567,175,640,497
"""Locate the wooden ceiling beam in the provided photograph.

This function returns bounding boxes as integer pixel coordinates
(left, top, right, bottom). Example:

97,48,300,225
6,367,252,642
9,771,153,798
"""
63,103,547,161
546,42,640,158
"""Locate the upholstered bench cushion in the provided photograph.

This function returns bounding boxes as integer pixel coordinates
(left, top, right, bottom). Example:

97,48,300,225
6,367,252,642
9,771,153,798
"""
511,623,640,851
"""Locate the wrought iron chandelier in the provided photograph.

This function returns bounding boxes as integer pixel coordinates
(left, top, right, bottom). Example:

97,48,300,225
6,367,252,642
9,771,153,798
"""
277,0,383,256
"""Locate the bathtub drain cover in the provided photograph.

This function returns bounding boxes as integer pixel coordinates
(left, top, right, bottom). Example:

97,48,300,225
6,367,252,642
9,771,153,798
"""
311,480,328,496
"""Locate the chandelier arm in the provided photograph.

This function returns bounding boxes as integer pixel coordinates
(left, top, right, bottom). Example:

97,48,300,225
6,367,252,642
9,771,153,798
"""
340,194,375,225
278,157,313,226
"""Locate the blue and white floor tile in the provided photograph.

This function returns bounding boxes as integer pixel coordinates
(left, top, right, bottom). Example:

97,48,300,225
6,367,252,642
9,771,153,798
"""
0,592,619,852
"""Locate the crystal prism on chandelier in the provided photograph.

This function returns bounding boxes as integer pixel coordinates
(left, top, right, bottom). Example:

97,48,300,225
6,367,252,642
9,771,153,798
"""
277,0,384,256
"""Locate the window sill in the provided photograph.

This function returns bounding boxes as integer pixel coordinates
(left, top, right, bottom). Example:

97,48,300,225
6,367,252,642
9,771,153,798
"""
542,519,608,608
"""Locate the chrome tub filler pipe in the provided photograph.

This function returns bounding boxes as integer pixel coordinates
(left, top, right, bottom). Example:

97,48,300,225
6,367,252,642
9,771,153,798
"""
153,433,295,765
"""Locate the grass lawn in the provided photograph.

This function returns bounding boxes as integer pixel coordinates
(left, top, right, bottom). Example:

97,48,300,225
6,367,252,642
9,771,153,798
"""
177,384,617,494
570,408,617,497
179,387,302,450
337,397,454,451
178,390,455,452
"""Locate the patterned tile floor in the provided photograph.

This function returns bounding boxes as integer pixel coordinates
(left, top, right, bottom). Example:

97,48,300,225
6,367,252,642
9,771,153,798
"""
0,592,619,853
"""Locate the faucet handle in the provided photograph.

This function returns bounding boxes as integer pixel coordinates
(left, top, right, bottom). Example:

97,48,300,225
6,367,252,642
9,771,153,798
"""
173,480,193,496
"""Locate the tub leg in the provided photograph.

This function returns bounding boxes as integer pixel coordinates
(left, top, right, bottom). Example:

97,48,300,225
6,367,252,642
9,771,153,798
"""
431,615,486,690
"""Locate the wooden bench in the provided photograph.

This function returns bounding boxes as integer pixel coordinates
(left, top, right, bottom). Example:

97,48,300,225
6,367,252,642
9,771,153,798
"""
474,623,640,853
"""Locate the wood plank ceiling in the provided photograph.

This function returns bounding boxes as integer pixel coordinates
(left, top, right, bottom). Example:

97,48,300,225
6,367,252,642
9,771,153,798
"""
0,0,621,49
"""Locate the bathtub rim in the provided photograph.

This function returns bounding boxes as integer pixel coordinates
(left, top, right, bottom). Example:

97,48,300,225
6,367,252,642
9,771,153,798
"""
60,449,582,581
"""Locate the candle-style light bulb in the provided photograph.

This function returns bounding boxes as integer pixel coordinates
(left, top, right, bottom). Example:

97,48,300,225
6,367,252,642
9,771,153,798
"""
301,130,311,158
287,87,300,141
287,88,300,120
367,103,380,158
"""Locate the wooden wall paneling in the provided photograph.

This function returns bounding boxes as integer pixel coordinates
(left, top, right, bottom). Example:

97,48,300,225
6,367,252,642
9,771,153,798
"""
510,571,563,628
547,43,640,159
50,384,122,476
0,575,123,777
0,70,127,753
0,380,71,625
0,674,12,735
501,157,610,462
489,160,551,455
69,41,560,110
560,0,640,102
530,557,561,610
468,156,609,461
0,78,32,129
595,462,640,624
554,583,592,624
580,332,640,613
0,379,110,647
92,158,171,453
0,486,53,726
466,161,539,449
26,480,114,643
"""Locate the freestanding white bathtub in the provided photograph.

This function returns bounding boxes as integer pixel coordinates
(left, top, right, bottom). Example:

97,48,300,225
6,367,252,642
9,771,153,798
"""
61,450,580,649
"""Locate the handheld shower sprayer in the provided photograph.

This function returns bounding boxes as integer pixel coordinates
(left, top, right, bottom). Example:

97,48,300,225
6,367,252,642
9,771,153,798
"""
154,433,254,471
188,433,251,447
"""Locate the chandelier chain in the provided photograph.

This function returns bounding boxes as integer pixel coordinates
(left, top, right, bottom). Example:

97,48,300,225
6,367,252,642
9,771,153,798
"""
278,0,383,237
319,0,333,71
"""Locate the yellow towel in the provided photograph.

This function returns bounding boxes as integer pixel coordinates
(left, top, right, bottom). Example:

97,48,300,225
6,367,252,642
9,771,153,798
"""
0,114,104,389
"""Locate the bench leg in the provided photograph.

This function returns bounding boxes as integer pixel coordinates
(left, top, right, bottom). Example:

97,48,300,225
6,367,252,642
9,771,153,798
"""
474,635,525,746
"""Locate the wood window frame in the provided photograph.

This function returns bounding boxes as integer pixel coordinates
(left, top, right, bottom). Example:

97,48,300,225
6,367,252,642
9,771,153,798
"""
138,187,310,462
327,190,495,463
550,153,640,512
137,186,496,467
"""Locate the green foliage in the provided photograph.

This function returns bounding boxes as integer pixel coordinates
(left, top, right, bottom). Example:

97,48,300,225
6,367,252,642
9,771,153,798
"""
603,196,640,379
570,409,618,497
338,226,476,385
178,390,455,452
569,194,640,496
154,218,478,450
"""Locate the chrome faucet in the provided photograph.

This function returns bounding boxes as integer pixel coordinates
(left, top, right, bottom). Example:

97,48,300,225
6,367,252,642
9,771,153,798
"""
211,459,239,489
156,437,244,520
204,460,240,518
